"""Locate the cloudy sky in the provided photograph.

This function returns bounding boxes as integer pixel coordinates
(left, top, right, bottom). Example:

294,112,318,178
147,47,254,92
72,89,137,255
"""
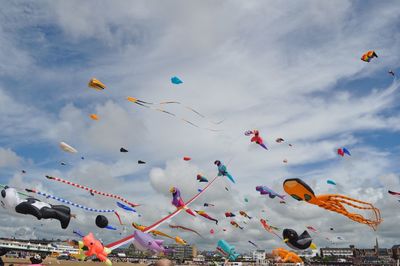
0,0,400,253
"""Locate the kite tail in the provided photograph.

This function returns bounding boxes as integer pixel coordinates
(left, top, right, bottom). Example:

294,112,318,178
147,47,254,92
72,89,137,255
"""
317,195,382,230
225,173,236,184
259,143,268,150
114,211,123,225
185,209,196,217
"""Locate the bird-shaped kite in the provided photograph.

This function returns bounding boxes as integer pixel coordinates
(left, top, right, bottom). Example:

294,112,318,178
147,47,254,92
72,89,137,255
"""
245,130,268,150
283,178,382,230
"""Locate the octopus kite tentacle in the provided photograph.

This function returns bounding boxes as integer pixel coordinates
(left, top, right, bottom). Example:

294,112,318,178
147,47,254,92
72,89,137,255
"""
316,195,381,230
283,178,382,230
45,175,140,207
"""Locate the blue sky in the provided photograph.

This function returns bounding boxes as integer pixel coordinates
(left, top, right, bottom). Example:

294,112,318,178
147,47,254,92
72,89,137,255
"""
0,0,400,253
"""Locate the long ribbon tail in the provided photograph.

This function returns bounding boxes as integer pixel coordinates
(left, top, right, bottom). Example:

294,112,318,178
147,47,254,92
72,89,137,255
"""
114,211,123,225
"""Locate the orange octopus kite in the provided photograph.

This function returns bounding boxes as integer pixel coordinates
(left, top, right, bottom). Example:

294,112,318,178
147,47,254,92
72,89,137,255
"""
283,178,382,230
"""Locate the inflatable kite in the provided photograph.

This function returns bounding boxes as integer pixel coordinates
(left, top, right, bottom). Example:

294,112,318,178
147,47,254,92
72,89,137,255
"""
88,78,106,90
306,226,318,233
195,210,218,224
138,160,146,164
45,175,139,207
81,232,112,265
90,114,99,120
216,240,239,261
239,211,252,219
260,219,281,239
272,248,302,263
225,212,235,217
283,178,382,230
276,138,284,143
245,130,268,150
96,215,117,230
230,221,243,230
1,186,72,229
248,240,258,248
388,190,400,196
361,50,378,62
389,70,395,76
204,203,215,207
120,147,128,153
133,230,167,254
171,76,183,84
59,142,78,153
283,229,313,250
169,224,202,237
256,186,286,200
170,187,196,216
183,157,191,161
214,160,235,183
327,180,336,185
197,174,208,183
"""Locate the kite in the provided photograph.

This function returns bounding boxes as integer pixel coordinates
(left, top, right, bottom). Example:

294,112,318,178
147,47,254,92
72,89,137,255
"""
230,221,243,230
256,186,286,200
138,160,146,164
171,76,183,85
216,240,239,261
389,70,395,76
169,225,202,237
170,187,196,216
283,159,288,164
210,229,215,234
260,219,281,239
276,138,284,143
81,232,112,265
105,174,221,250
183,157,191,161
45,175,139,207
337,147,351,157
283,229,314,250
244,198,249,203
126,96,222,131
248,240,258,248
388,190,400,196
195,210,218,224
133,230,168,254
272,248,302,263
21,170,26,174
361,50,378,62
306,226,318,233
132,222,185,245
90,114,99,120
1,186,72,229
116,202,136,212
197,174,208,183
59,142,78,153
283,178,382,230
214,160,235,183
96,215,117,230
88,78,106,90
245,130,268,150
225,212,236,217
327,180,336,186
239,211,252,219
120,148,128,153
204,203,215,207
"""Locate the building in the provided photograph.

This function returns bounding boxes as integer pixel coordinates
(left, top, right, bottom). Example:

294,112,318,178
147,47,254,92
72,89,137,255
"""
165,244,196,260
252,250,266,262
320,247,353,257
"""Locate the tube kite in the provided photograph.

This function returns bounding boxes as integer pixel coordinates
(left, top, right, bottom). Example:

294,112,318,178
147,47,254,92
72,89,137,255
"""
88,78,106,90
283,178,382,230
214,160,235,183
195,210,218,224
197,174,208,183
171,76,183,84
260,219,281,239
169,225,202,237
239,211,252,219
45,175,140,207
245,130,268,150
170,186,196,216
59,142,78,153
230,221,243,230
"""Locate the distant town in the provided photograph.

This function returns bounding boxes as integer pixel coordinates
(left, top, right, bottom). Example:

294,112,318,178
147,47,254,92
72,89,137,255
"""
0,237,399,265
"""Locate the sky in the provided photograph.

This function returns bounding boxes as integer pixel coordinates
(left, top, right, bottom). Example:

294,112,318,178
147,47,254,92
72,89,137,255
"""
0,0,400,254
